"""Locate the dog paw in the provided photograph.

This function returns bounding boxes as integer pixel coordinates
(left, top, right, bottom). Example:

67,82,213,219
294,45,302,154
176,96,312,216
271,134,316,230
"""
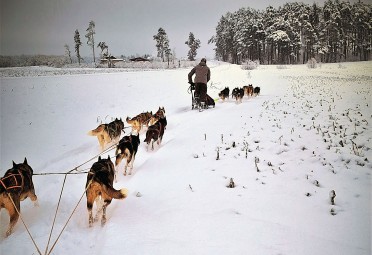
5,228,12,237
101,218,106,227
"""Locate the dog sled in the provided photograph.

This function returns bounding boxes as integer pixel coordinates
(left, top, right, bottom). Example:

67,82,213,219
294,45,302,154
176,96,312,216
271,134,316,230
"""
188,83,215,111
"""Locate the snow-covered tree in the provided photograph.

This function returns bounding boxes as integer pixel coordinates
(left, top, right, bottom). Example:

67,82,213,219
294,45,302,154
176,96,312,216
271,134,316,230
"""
64,44,72,64
153,28,170,62
74,29,83,65
85,21,96,65
210,0,371,64
185,32,201,61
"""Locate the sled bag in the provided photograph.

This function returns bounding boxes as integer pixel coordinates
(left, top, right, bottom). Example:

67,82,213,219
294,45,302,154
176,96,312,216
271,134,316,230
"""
206,94,215,106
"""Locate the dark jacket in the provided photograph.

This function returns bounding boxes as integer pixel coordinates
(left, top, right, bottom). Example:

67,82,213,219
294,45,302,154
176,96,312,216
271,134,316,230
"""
188,61,211,85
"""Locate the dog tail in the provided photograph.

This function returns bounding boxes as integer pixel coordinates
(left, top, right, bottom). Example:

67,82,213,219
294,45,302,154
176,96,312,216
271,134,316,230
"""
103,185,128,200
88,125,105,136
126,116,134,125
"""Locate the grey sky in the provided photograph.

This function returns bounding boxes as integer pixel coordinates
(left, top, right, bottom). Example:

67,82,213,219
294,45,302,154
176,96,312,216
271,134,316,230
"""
0,0,361,59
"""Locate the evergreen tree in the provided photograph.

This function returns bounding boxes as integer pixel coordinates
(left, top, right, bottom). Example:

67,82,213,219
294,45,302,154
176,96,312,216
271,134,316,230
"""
74,29,83,65
210,0,371,64
153,28,170,62
97,42,113,67
64,44,72,64
185,32,201,61
85,21,96,65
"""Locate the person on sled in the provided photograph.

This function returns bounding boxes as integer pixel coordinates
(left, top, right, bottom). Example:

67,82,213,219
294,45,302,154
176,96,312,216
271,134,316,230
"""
188,58,211,109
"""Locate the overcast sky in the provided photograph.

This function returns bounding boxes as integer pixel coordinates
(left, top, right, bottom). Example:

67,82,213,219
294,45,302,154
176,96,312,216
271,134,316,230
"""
0,0,362,59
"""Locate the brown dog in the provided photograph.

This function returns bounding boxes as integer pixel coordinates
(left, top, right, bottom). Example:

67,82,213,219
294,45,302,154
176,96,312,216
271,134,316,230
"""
243,84,254,97
148,107,166,126
126,111,153,133
88,118,124,150
0,158,38,237
86,155,128,227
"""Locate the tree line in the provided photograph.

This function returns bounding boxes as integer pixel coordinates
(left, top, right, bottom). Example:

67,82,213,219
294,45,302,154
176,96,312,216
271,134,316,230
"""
69,23,202,67
209,0,371,64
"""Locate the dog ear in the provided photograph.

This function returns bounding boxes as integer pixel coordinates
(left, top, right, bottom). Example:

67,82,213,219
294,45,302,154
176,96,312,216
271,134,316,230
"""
98,156,101,161
24,157,28,165
13,161,16,168
108,155,111,160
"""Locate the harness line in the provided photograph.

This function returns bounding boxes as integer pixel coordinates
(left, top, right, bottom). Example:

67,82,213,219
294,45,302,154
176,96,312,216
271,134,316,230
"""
2,132,126,254
44,174,67,255
46,179,93,255
5,192,43,255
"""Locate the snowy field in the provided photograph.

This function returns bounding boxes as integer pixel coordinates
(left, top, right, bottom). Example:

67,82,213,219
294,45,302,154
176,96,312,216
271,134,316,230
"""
0,61,371,255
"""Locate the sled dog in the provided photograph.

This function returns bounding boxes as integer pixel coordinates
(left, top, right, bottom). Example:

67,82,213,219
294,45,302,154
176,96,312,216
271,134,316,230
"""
232,87,244,103
243,84,254,97
149,107,166,126
219,87,230,101
86,155,128,227
115,133,141,176
126,111,153,133
88,118,124,150
254,86,261,96
144,116,167,150
0,158,38,237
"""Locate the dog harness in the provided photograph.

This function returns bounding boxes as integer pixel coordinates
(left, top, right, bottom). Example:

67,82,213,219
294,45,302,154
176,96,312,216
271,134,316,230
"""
0,170,24,191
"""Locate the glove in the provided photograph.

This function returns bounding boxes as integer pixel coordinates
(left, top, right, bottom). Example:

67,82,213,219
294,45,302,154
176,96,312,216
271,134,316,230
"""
189,82,195,90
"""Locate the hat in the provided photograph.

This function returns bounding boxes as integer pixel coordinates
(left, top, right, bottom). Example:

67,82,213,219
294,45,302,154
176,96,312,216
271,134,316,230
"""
200,58,207,63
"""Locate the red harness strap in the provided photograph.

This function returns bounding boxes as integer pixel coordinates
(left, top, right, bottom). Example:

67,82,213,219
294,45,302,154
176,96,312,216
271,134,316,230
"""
0,171,23,190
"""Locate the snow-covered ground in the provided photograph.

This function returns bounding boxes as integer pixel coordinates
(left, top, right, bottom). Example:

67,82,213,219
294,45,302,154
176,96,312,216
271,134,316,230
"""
1,61,371,255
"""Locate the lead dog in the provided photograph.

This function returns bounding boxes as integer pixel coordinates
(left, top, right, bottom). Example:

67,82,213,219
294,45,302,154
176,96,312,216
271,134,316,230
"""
243,84,254,97
254,86,261,96
219,87,230,101
88,118,124,150
0,158,38,237
86,156,128,227
232,87,244,103
115,133,140,177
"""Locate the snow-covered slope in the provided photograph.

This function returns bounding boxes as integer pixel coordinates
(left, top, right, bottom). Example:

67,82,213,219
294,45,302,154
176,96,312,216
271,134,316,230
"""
1,61,371,255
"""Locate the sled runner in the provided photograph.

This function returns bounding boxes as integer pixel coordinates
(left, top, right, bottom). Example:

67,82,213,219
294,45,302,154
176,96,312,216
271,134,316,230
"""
188,83,215,111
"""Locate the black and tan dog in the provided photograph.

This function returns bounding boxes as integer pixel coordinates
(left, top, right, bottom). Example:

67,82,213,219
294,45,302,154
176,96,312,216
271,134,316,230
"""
88,118,124,150
115,133,140,177
86,155,128,227
232,87,244,103
144,116,167,151
126,111,153,133
219,87,230,101
243,84,254,97
254,86,261,96
0,158,38,237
